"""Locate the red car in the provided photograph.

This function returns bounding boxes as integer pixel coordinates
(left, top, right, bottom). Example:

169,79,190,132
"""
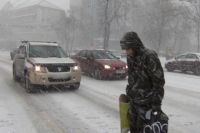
72,49,128,79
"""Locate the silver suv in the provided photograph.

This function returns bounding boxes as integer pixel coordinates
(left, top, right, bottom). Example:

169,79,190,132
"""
13,41,81,93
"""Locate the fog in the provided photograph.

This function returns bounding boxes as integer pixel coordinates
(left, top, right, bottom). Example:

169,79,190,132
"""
0,0,199,57
0,1,200,133
0,0,69,11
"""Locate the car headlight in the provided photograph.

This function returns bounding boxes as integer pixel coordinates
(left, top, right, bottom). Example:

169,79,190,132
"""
104,65,111,69
72,65,79,71
35,65,41,71
35,65,46,73
123,65,128,69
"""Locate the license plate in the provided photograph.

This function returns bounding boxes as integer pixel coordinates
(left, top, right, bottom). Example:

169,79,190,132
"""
116,70,125,74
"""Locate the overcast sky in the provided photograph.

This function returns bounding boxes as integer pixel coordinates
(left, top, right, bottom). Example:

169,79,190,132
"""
0,0,70,11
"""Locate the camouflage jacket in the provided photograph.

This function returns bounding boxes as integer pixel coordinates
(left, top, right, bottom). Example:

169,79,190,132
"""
126,48,165,107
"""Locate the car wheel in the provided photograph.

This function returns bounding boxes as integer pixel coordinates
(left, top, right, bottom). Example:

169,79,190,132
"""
71,83,80,90
13,66,20,82
94,69,102,80
194,67,200,75
25,73,35,93
166,67,173,72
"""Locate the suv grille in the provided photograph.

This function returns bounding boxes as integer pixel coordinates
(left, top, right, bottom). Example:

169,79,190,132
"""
43,64,70,72
48,77,71,82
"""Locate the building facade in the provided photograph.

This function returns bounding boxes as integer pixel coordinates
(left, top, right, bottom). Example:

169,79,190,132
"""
0,0,67,50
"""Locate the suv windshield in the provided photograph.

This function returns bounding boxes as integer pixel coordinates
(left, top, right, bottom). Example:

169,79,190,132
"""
29,45,67,58
93,51,118,59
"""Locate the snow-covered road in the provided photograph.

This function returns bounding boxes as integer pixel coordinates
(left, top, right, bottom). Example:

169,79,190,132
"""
0,50,200,133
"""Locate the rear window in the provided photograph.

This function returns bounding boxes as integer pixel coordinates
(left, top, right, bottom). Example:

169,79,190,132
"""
176,54,186,60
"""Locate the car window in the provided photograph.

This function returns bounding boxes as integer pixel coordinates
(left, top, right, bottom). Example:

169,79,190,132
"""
186,54,198,59
79,50,87,57
176,54,186,60
86,51,94,58
29,45,67,58
85,51,89,58
93,50,118,59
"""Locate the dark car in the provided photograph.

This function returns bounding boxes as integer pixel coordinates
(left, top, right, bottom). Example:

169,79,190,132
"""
72,49,128,79
165,53,200,75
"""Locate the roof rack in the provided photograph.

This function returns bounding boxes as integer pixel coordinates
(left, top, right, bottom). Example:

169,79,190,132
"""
21,40,28,43
21,40,57,43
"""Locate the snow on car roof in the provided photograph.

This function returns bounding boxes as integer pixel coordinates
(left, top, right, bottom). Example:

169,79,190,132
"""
29,42,58,46
184,52,200,57
177,52,200,56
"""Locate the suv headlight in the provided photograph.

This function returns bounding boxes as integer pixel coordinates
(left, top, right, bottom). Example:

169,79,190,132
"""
72,65,79,71
35,65,46,73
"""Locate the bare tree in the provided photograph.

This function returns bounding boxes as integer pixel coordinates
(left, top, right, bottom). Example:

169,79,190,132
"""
180,0,200,52
144,0,178,53
191,0,200,52
133,0,188,54
65,15,76,55
99,0,125,50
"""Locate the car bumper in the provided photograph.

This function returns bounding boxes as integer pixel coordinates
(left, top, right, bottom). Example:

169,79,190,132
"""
101,69,127,78
29,70,81,86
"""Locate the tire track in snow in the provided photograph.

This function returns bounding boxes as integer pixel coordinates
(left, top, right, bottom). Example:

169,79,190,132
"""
1,54,199,133
0,59,120,133
0,61,96,133
166,85,200,99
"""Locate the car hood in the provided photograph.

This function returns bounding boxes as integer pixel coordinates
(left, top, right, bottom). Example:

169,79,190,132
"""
29,57,75,64
96,59,126,67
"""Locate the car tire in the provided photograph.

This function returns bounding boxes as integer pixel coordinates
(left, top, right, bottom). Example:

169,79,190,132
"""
166,67,173,72
94,69,102,80
194,67,200,75
71,83,80,90
25,73,35,93
13,66,20,82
